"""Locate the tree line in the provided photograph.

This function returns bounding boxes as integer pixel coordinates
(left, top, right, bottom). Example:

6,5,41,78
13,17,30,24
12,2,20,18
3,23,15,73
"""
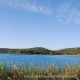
0,47,80,55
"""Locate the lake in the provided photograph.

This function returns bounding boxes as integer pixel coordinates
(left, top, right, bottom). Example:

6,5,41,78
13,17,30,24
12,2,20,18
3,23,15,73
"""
0,54,80,68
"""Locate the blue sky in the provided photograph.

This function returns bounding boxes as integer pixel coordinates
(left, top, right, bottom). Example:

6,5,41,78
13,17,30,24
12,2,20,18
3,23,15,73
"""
0,0,80,50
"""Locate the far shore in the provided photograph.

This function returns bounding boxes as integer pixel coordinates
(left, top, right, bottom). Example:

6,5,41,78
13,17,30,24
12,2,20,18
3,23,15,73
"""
0,53,80,56
0,47,80,55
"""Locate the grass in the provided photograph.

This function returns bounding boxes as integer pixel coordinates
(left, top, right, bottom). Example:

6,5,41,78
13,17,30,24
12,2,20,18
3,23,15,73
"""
0,64,79,80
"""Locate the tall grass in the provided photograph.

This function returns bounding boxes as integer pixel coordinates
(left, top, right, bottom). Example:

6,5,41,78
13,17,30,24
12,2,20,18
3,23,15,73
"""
0,64,79,80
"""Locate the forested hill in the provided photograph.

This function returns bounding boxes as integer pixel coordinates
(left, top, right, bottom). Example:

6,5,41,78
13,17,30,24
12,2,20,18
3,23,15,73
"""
56,48,80,55
0,47,80,55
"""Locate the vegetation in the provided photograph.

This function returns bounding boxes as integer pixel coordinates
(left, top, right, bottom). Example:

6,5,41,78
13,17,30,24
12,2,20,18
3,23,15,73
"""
56,48,80,55
0,64,79,80
0,47,80,55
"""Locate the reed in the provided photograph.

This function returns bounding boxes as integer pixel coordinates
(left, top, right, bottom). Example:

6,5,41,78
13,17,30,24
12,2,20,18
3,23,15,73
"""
0,64,79,80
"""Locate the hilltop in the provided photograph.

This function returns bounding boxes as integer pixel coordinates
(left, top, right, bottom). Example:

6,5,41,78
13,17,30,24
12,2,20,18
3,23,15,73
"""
0,47,80,55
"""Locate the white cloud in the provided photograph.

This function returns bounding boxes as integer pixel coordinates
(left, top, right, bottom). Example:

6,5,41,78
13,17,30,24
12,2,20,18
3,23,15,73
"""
57,3,80,24
0,0,80,24
0,0,53,15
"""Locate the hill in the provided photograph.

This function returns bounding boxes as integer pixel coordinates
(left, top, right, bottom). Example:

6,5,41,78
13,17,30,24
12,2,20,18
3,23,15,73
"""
56,47,80,55
0,47,80,55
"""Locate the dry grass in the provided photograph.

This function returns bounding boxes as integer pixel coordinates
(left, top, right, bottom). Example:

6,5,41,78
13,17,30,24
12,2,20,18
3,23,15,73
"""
0,64,79,80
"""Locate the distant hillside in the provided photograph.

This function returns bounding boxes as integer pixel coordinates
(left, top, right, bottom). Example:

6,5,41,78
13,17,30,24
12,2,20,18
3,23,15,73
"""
56,47,80,55
0,48,11,53
0,47,80,55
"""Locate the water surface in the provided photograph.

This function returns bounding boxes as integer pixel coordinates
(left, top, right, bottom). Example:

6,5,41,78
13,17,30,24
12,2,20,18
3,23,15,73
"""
0,54,80,68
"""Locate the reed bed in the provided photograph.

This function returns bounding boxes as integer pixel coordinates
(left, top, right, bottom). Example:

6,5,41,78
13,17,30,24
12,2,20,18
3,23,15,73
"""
0,64,79,80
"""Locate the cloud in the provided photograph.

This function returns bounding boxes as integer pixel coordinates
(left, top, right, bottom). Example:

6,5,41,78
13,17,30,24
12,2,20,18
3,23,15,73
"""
0,0,53,15
0,0,80,24
57,3,80,24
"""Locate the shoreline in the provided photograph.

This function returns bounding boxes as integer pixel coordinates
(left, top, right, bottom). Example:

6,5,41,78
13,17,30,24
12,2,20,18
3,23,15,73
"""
0,53,80,56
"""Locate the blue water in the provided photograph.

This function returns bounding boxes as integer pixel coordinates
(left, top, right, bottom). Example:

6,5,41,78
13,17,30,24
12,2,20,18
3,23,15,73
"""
0,54,80,68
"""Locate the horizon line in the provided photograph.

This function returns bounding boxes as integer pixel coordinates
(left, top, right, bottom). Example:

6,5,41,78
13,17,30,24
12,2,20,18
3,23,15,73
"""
0,47,80,51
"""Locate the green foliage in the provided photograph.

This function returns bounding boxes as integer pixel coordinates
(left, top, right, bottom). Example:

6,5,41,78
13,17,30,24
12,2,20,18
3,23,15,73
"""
0,47,80,55
56,48,80,55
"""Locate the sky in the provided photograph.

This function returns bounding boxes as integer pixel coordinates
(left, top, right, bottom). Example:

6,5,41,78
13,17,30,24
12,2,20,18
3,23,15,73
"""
0,0,80,50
